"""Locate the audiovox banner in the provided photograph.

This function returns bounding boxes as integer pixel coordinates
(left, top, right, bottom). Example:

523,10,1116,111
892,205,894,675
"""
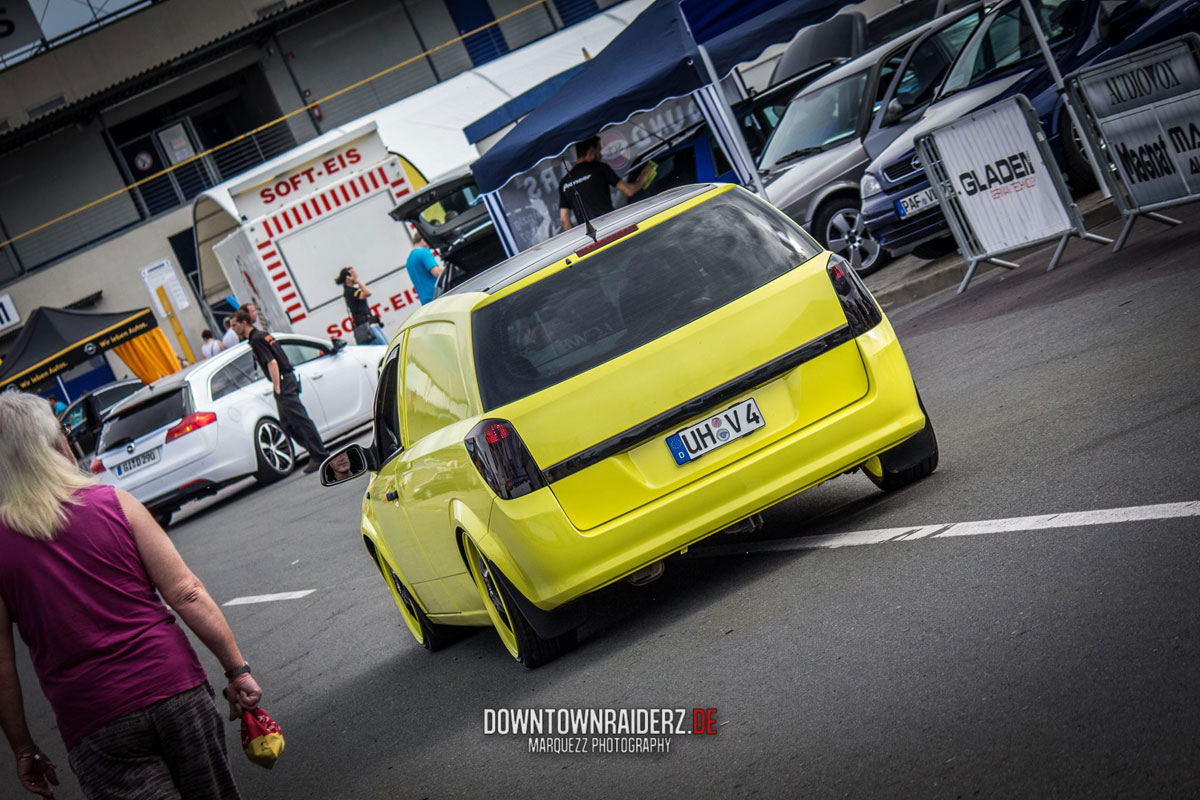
1070,35,1200,208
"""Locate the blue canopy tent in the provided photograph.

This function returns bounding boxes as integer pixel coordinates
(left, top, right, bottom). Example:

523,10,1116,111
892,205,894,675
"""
472,0,855,256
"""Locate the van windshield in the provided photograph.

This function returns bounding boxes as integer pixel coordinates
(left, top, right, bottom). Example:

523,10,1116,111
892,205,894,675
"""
471,190,821,411
98,388,189,453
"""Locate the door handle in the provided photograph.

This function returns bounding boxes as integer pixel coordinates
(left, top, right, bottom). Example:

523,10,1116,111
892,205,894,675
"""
385,490,399,502
312,372,325,380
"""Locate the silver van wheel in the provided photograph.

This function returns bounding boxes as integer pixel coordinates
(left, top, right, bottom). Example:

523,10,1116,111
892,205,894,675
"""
824,206,881,273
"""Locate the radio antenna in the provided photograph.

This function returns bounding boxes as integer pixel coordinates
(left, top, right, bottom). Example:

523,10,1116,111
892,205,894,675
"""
560,155,598,243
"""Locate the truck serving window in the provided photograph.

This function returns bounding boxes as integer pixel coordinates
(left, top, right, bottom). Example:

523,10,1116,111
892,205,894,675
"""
471,191,821,411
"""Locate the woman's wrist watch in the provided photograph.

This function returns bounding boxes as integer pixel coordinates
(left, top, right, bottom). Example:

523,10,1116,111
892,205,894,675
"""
224,663,252,679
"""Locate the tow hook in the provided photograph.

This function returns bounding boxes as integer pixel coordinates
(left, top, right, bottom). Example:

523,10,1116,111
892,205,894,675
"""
626,560,665,587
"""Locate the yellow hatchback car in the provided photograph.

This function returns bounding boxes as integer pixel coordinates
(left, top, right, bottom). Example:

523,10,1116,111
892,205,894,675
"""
323,183,937,667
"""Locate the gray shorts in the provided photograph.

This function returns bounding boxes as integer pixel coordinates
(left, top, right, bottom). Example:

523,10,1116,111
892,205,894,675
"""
68,683,242,800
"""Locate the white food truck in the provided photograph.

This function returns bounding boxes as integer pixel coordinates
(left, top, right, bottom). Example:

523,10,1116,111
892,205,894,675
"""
192,0,655,337
195,124,426,340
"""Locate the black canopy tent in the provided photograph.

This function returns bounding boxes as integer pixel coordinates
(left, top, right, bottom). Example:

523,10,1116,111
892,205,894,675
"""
0,307,158,392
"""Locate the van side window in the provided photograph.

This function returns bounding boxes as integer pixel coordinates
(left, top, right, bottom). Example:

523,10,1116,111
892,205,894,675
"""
374,349,403,460
402,322,470,444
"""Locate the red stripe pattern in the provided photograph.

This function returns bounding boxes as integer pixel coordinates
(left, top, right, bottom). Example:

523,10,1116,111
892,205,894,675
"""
251,164,409,324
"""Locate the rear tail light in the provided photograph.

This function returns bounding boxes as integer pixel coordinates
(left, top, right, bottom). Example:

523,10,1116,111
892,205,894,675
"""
826,255,882,336
166,412,218,442
90,460,106,474
464,419,547,500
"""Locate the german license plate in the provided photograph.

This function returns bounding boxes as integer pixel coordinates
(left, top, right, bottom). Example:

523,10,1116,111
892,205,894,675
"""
115,448,159,477
665,398,765,466
896,187,939,218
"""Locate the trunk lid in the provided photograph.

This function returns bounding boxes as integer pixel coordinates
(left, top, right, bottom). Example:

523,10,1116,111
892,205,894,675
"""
470,188,868,530
500,261,867,530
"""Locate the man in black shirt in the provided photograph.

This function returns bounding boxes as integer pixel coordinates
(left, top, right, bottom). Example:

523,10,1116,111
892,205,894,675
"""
558,137,653,230
335,267,387,346
231,309,329,473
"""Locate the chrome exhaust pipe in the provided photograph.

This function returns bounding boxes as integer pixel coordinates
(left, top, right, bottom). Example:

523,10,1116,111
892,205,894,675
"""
722,513,765,536
626,560,665,587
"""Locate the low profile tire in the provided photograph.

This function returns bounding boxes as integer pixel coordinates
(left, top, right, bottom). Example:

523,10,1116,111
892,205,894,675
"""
815,196,889,277
1062,110,1099,195
384,560,455,652
862,393,939,491
463,535,576,669
253,418,295,484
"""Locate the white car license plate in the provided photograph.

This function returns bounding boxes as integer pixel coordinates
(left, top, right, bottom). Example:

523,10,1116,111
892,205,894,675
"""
896,187,939,218
115,448,160,477
665,397,765,466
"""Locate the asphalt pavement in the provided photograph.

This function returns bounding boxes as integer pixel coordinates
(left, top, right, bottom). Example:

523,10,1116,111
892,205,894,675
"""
13,201,1200,799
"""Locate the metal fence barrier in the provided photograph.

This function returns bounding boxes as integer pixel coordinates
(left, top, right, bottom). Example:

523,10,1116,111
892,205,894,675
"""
916,95,1112,294
1065,33,1200,252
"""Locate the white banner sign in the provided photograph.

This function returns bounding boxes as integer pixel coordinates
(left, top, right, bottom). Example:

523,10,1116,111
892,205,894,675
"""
0,293,19,334
496,96,703,252
0,0,44,53
931,99,1071,255
140,259,191,316
230,130,389,221
1073,36,1200,209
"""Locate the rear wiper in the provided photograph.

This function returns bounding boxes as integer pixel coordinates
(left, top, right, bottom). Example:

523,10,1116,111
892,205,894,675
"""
102,436,134,452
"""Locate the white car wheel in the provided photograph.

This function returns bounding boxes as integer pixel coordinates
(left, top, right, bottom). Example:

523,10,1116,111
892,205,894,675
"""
254,418,295,483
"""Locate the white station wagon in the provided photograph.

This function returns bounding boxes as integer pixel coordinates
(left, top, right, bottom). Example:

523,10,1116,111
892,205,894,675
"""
95,333,385,524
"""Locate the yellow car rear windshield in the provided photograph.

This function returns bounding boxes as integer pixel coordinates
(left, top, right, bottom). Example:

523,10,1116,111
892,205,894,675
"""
471,191,821,411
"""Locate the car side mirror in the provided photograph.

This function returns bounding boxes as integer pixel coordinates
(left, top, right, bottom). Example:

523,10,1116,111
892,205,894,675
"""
883,98,905,126
320,443,378,486
330,337,348,354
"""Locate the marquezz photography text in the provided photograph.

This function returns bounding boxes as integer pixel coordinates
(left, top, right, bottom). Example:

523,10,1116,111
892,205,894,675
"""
483,707,720,755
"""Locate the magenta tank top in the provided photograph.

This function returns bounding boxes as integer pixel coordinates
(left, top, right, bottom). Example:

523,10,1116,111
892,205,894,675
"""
0,485,206,750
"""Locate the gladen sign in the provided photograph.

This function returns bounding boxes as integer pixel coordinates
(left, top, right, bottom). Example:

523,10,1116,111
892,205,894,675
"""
928,98,1071,255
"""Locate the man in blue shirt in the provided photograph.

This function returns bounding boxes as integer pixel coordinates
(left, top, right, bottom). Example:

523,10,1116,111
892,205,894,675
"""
405,232,443,305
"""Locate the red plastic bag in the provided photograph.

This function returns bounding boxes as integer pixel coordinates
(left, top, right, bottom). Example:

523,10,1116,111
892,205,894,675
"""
240,707,285,769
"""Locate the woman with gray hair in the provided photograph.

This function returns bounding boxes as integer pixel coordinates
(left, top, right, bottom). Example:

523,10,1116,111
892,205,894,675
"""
0,392,263,799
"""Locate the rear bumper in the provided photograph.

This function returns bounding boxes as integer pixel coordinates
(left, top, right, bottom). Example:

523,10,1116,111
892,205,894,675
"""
482,317,925,610
144,480,223,513
102,433,253,511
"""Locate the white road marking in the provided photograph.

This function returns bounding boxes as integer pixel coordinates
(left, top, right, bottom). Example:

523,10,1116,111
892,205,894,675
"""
223,590,316,606
685,501,1200,558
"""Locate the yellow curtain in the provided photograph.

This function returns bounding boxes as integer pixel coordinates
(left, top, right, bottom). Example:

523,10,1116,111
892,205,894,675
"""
112,329,181,384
